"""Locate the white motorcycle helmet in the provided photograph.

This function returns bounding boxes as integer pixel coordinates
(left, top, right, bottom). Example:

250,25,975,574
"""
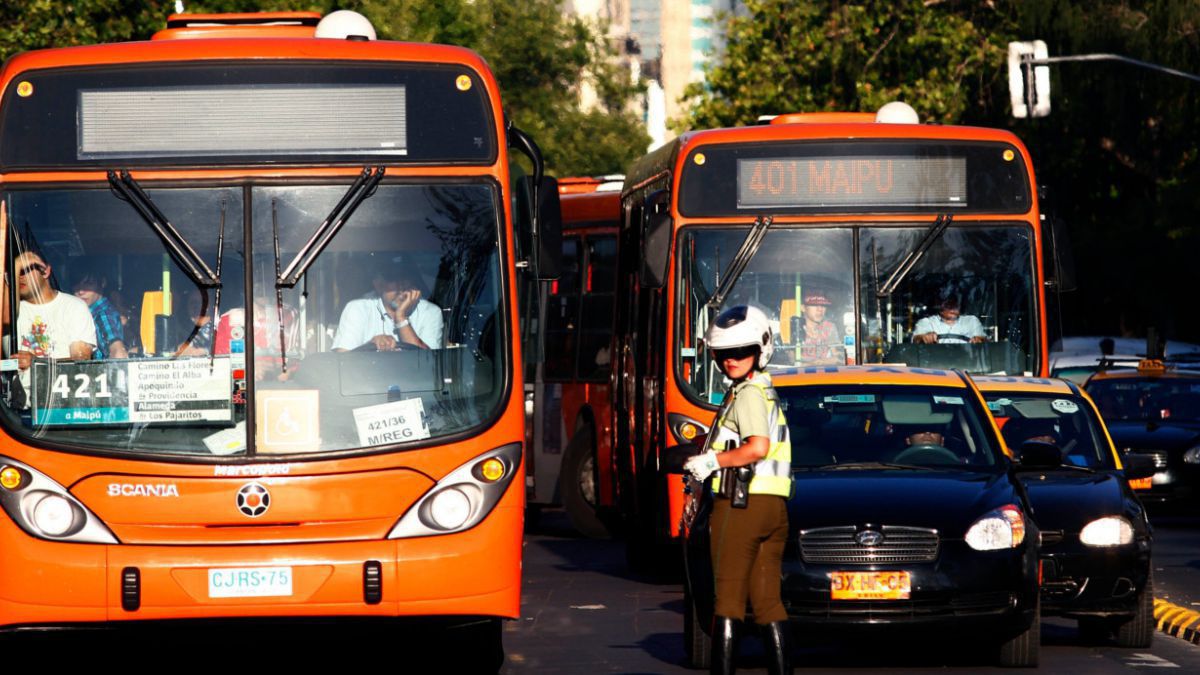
704,305,774,370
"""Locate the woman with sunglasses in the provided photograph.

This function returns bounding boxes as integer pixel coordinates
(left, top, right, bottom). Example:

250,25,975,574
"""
684,305,792,675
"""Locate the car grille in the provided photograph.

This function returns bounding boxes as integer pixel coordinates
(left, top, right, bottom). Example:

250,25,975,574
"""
799,525,939,564
1127,450,1169,468
788,591,1014,619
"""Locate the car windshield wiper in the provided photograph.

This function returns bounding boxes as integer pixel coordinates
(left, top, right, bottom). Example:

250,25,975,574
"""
876,213,953,298
705,215,772,311
108,170,219,287
276,166,384,288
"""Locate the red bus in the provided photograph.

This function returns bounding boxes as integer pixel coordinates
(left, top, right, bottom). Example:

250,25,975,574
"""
613,106,1068,566
526,177,621,537
0,11,558,666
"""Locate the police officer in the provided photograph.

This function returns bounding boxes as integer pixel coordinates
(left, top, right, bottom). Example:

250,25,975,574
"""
685,305,792,675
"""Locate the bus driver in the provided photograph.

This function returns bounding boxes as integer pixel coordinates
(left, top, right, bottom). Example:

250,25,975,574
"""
332,259,443,351
13,251,97,387
913,296,986,345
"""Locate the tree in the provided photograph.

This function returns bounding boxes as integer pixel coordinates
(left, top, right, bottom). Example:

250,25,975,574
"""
678,0,1018,130
0,1,172,63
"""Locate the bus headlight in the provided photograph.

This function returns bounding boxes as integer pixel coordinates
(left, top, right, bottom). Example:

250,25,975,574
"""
388,443,521,539
965,504,1026,551
1183,447,1200,464
0,455,117,544
1079,516,1134,547
31,493,78,537
428,487,474,530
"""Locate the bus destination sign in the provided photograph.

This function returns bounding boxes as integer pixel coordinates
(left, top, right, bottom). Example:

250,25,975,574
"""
737,156,967,209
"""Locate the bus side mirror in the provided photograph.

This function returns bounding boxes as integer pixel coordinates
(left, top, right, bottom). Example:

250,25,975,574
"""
534,176,562,281
639,189,672,289
1042,215,1077,293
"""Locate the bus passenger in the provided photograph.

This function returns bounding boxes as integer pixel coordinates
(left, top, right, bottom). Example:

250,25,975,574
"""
176,288,215,356
72,272,128,359
13,251,96,385
797,289,842,365
332,260,443,351
913,296,985,344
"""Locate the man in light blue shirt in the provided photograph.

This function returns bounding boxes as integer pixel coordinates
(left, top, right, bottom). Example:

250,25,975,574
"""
913,296,985,344
332,261,443,351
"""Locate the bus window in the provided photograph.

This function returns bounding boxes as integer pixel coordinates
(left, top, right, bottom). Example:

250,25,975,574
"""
858,225,1036,375
544,237,582,381
576,235,616,381
677,228,854,403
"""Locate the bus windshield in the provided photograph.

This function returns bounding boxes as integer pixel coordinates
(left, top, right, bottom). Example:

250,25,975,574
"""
0,182,505,457
677,224,1036,404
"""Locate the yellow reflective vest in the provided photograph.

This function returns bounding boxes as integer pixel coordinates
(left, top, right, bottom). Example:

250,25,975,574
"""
709,372,792,497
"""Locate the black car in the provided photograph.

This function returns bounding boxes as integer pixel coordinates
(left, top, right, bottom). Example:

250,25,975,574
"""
975,376,1155,647
680,368,1040,668
1084,364,1200,504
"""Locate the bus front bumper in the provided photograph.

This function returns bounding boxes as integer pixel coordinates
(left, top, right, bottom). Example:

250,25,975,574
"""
0,505,522,629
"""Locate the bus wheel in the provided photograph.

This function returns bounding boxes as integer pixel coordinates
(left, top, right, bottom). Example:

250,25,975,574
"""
560,427,610,538
444,618,505,672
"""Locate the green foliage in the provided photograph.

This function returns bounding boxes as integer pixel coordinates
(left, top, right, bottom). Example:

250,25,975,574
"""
680,0,1018,130
1009,0,1200,339
0,1,172,62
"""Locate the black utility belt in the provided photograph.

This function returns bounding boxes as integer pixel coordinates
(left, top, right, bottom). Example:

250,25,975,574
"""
716,466,753,508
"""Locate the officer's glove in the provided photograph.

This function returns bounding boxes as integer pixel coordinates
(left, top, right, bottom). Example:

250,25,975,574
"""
684,450,720,482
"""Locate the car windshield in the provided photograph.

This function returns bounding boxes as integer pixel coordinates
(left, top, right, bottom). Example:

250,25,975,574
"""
676,225,1037,405
1085,376,1200,423
983,392,1115,469
780,385,1002,469
0,183,506,457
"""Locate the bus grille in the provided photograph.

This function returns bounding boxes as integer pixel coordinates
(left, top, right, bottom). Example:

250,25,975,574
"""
800,525,939,564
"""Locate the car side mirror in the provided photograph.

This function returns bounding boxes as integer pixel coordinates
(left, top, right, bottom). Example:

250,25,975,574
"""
1121,453,1158,481
1016,440,1061,469
663,443,700,474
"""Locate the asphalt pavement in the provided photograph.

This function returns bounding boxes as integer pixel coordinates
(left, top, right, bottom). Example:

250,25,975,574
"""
505,509,1200,674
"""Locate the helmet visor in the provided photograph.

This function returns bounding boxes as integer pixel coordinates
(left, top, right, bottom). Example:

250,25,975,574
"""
711,345,760,362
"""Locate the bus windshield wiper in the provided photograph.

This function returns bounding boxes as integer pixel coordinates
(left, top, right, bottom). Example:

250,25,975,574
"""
108,170,219,287
876,213,953,298
706,215,772,311
277,166,384,288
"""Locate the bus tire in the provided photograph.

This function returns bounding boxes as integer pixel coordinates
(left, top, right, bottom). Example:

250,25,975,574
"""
560,426,610,538
683,585,711,669
445,617,505,673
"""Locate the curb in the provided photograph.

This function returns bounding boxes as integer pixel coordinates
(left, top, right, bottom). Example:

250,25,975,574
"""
1154,598,1200,645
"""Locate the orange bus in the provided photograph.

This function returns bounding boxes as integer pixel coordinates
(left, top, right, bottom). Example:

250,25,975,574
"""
0,11,558,665
613,105,1068,566
526,177,620,537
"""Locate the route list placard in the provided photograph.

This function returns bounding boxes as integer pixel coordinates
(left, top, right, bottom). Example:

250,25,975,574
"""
32,357,233,426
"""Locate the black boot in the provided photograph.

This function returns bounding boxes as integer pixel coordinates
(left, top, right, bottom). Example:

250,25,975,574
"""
710,615,739,675
762,621,792,675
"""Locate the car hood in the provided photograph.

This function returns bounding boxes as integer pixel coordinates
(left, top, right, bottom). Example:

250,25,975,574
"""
787,469,1020,535
1105,421,1200,450
1018,471,1125,532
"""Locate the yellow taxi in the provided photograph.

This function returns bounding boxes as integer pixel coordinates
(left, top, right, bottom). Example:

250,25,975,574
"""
974,375,1155,647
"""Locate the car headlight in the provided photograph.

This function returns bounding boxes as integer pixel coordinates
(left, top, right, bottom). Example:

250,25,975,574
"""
1184,447,1200,464
1079,516,1134,547
965,504,1026,551
0,456,117,544
388,443,521,538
